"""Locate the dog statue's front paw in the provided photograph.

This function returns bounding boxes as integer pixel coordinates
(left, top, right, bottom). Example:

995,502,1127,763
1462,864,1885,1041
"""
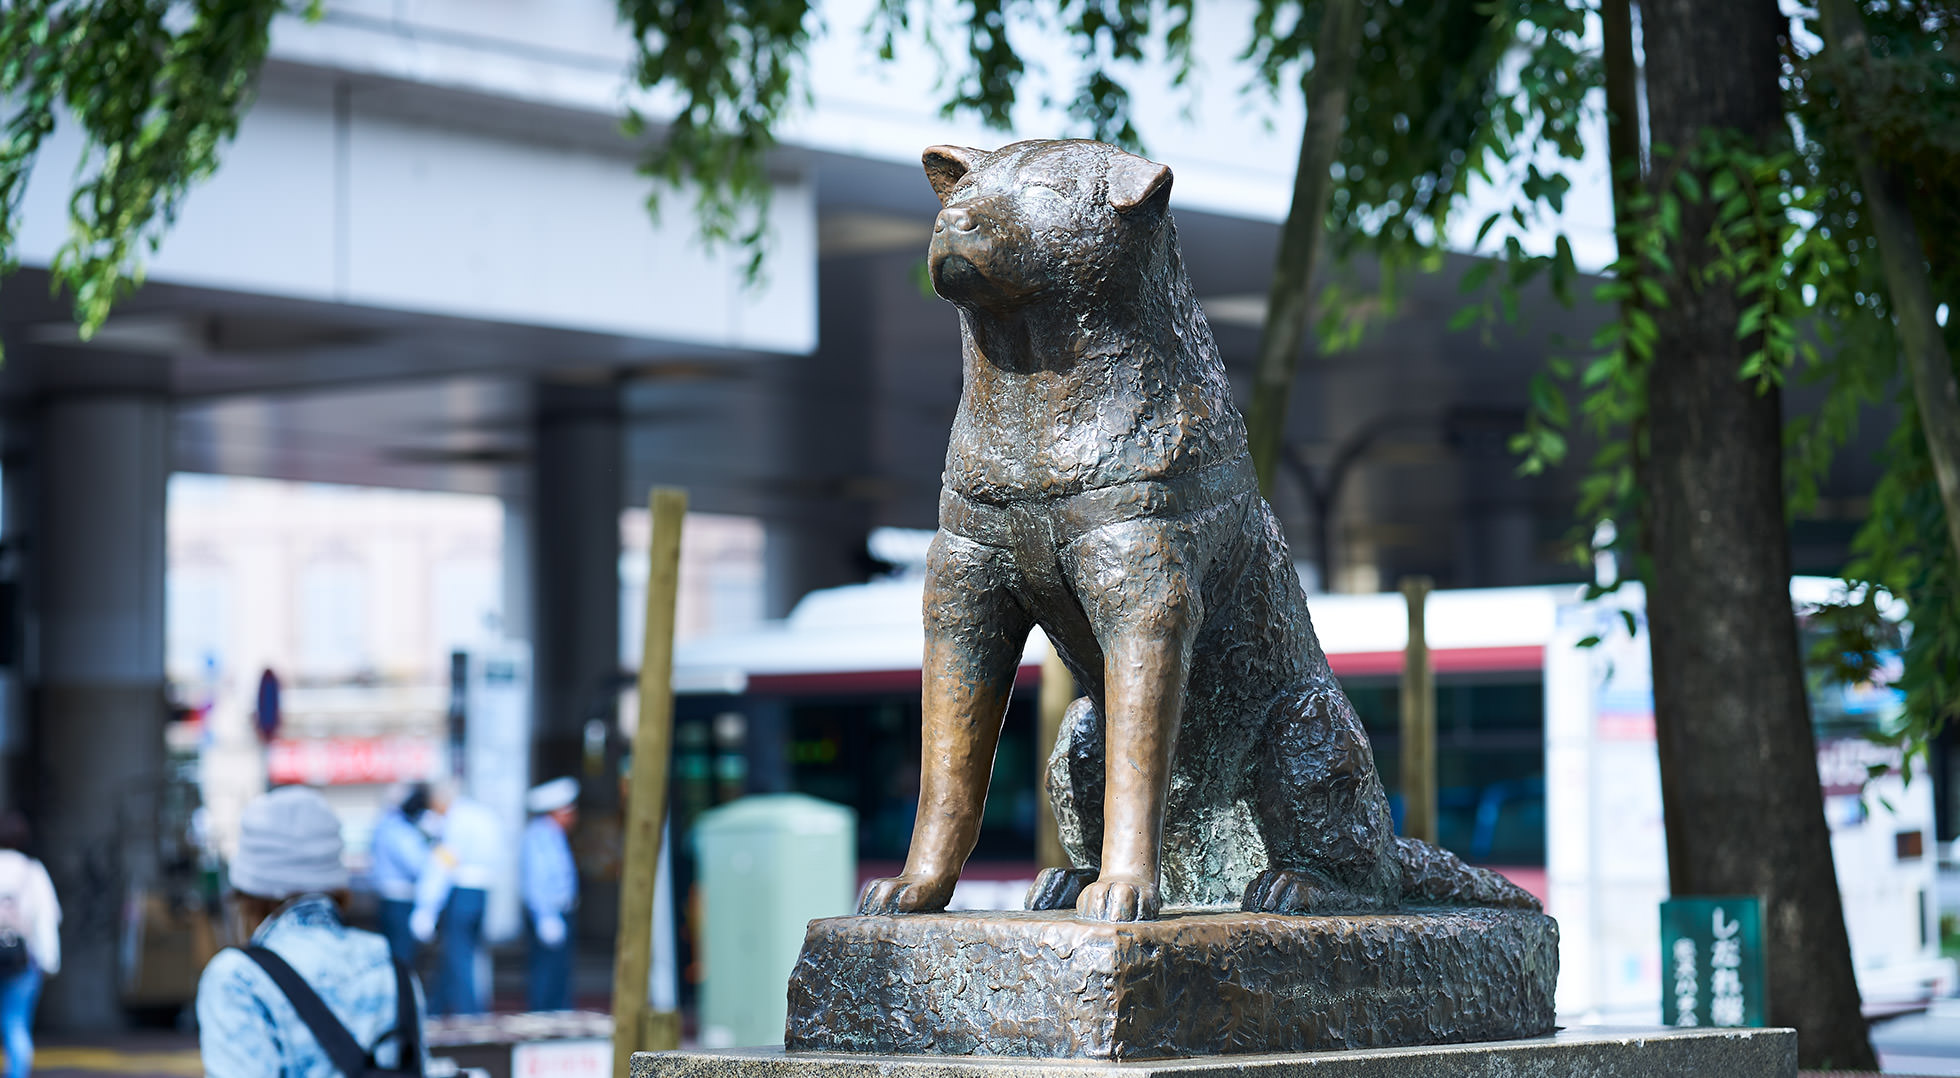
1075,875,1160,921
857,873,955,915
1025,866,1098,910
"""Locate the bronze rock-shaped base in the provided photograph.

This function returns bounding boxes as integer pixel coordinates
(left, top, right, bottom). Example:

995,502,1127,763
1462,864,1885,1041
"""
783,908,1558,1060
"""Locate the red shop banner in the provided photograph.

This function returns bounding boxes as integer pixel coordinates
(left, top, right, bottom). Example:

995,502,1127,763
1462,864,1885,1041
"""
267,735,444,786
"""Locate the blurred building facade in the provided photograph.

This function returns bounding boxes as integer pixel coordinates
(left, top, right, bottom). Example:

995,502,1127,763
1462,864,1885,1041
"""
169,476,766,859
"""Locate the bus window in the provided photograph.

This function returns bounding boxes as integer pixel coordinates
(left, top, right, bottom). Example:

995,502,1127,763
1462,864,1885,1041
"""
1343,675,1547,867
778,693,1038,865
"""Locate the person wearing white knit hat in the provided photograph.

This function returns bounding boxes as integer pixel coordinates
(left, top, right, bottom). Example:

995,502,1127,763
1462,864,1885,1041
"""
197,786,426,1077
520,777,580,1011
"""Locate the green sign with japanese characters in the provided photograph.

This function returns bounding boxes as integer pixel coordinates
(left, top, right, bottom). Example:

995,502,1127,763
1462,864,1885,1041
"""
1660,896,1767,1028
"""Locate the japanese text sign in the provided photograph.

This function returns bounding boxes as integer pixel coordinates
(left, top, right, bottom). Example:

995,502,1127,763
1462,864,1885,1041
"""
1660,896,1767,1028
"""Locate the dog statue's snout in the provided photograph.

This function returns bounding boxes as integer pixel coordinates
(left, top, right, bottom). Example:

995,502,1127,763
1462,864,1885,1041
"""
935,206,977,235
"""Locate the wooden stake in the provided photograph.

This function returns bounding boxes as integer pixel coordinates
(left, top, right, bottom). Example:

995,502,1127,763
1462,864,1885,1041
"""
1035,641,1073,871
1399,575,1437,845
613,488,686,1078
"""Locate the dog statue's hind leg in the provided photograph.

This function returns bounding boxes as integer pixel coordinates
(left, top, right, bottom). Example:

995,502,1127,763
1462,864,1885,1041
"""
1242,681,1401,914
1026,695,1103,911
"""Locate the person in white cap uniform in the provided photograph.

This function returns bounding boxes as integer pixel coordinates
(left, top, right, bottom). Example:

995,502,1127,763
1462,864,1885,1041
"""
520,777,579,1012
197,786,426,1077
408,781,503,1016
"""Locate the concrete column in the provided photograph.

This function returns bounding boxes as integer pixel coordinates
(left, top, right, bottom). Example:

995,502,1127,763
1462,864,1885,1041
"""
1473,507,1538,588
760,251,879,619
500,498,534,647
528,382,622,789
762,510,875,619
32,391,170,1031
0,449,31,816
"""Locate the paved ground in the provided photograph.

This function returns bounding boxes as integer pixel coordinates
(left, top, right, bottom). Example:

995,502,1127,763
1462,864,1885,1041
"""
1871,1000,1960,1077
35,1035,200,1077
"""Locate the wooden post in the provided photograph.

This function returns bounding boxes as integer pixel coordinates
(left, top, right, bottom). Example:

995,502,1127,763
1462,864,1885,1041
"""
1399,575,1437,845
1035,641,1073,870
612,488,686,1078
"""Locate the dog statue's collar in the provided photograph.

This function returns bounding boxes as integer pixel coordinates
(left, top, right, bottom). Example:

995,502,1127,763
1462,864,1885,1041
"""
938,454,1257,549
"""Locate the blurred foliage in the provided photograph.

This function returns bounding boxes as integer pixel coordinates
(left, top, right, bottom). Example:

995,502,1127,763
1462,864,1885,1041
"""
0,0,305,349
618,0,817,280
1508,0,1960,757
1514,131,1840,568
866,0,1197,149
1797,1,1960,756
617,0,1190,279
620,0,1596,305
1309,0,1594,321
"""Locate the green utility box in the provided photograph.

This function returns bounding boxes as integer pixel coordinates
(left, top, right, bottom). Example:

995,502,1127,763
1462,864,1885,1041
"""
695,794,857,1048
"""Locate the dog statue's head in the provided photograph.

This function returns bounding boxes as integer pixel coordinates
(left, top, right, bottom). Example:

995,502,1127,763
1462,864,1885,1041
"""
922,140,1173,314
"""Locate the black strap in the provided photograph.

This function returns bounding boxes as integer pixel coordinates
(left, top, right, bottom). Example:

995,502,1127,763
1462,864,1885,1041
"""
392,957,422,1076
243,947,423,1077
243,946,370,1077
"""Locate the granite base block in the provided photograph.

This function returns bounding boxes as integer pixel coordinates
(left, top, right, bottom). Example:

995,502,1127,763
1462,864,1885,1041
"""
783,908,1557,1059
633,1028,1797,1078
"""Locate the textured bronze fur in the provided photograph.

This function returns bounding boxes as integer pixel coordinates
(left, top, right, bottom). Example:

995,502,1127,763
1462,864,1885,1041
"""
858,140,1537,922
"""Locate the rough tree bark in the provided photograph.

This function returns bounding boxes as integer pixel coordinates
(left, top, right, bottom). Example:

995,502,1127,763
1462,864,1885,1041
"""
1639,0,1877,1067
1817,0,1960,572
1245,0,1363,494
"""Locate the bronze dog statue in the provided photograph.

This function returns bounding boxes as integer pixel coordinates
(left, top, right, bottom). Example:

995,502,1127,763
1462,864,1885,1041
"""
859,140,1537,922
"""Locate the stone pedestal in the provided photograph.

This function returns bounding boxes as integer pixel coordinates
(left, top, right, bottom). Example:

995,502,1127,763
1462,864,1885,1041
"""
633,1028,1796,1078
783,908,1557,1060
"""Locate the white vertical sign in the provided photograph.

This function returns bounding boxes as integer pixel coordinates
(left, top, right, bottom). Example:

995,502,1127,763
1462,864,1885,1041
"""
463,639,533,943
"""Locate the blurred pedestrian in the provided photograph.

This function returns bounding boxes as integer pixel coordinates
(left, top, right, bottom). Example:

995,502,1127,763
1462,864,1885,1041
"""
255,668,282,743
520,778,579,1012
409,782,500,1016
197,786,425,1077
0,814,58,1078
369,785,432,966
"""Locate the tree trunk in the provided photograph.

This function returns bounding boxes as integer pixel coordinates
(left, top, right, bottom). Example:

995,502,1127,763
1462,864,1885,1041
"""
1600,0,1649,553
1245,0,1363,494
1817,0,1960,573
1640,0,1876,1068
1601,0,1641,223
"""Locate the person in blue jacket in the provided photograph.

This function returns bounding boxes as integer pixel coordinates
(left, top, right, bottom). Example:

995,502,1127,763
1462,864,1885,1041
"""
520,777,579,1012
368,784,432,967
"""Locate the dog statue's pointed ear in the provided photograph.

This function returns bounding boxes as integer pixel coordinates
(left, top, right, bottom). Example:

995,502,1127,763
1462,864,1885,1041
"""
923,145,984,205
1107,153,1172,214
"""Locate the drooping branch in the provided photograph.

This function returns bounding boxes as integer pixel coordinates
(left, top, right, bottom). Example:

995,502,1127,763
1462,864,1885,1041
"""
618,0,817,281
1245,0,1362,494
0,0,293,346
1817,0,1960,576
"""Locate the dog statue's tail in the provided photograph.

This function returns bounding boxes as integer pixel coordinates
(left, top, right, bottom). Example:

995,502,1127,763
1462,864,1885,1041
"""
1393,835,1542,911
